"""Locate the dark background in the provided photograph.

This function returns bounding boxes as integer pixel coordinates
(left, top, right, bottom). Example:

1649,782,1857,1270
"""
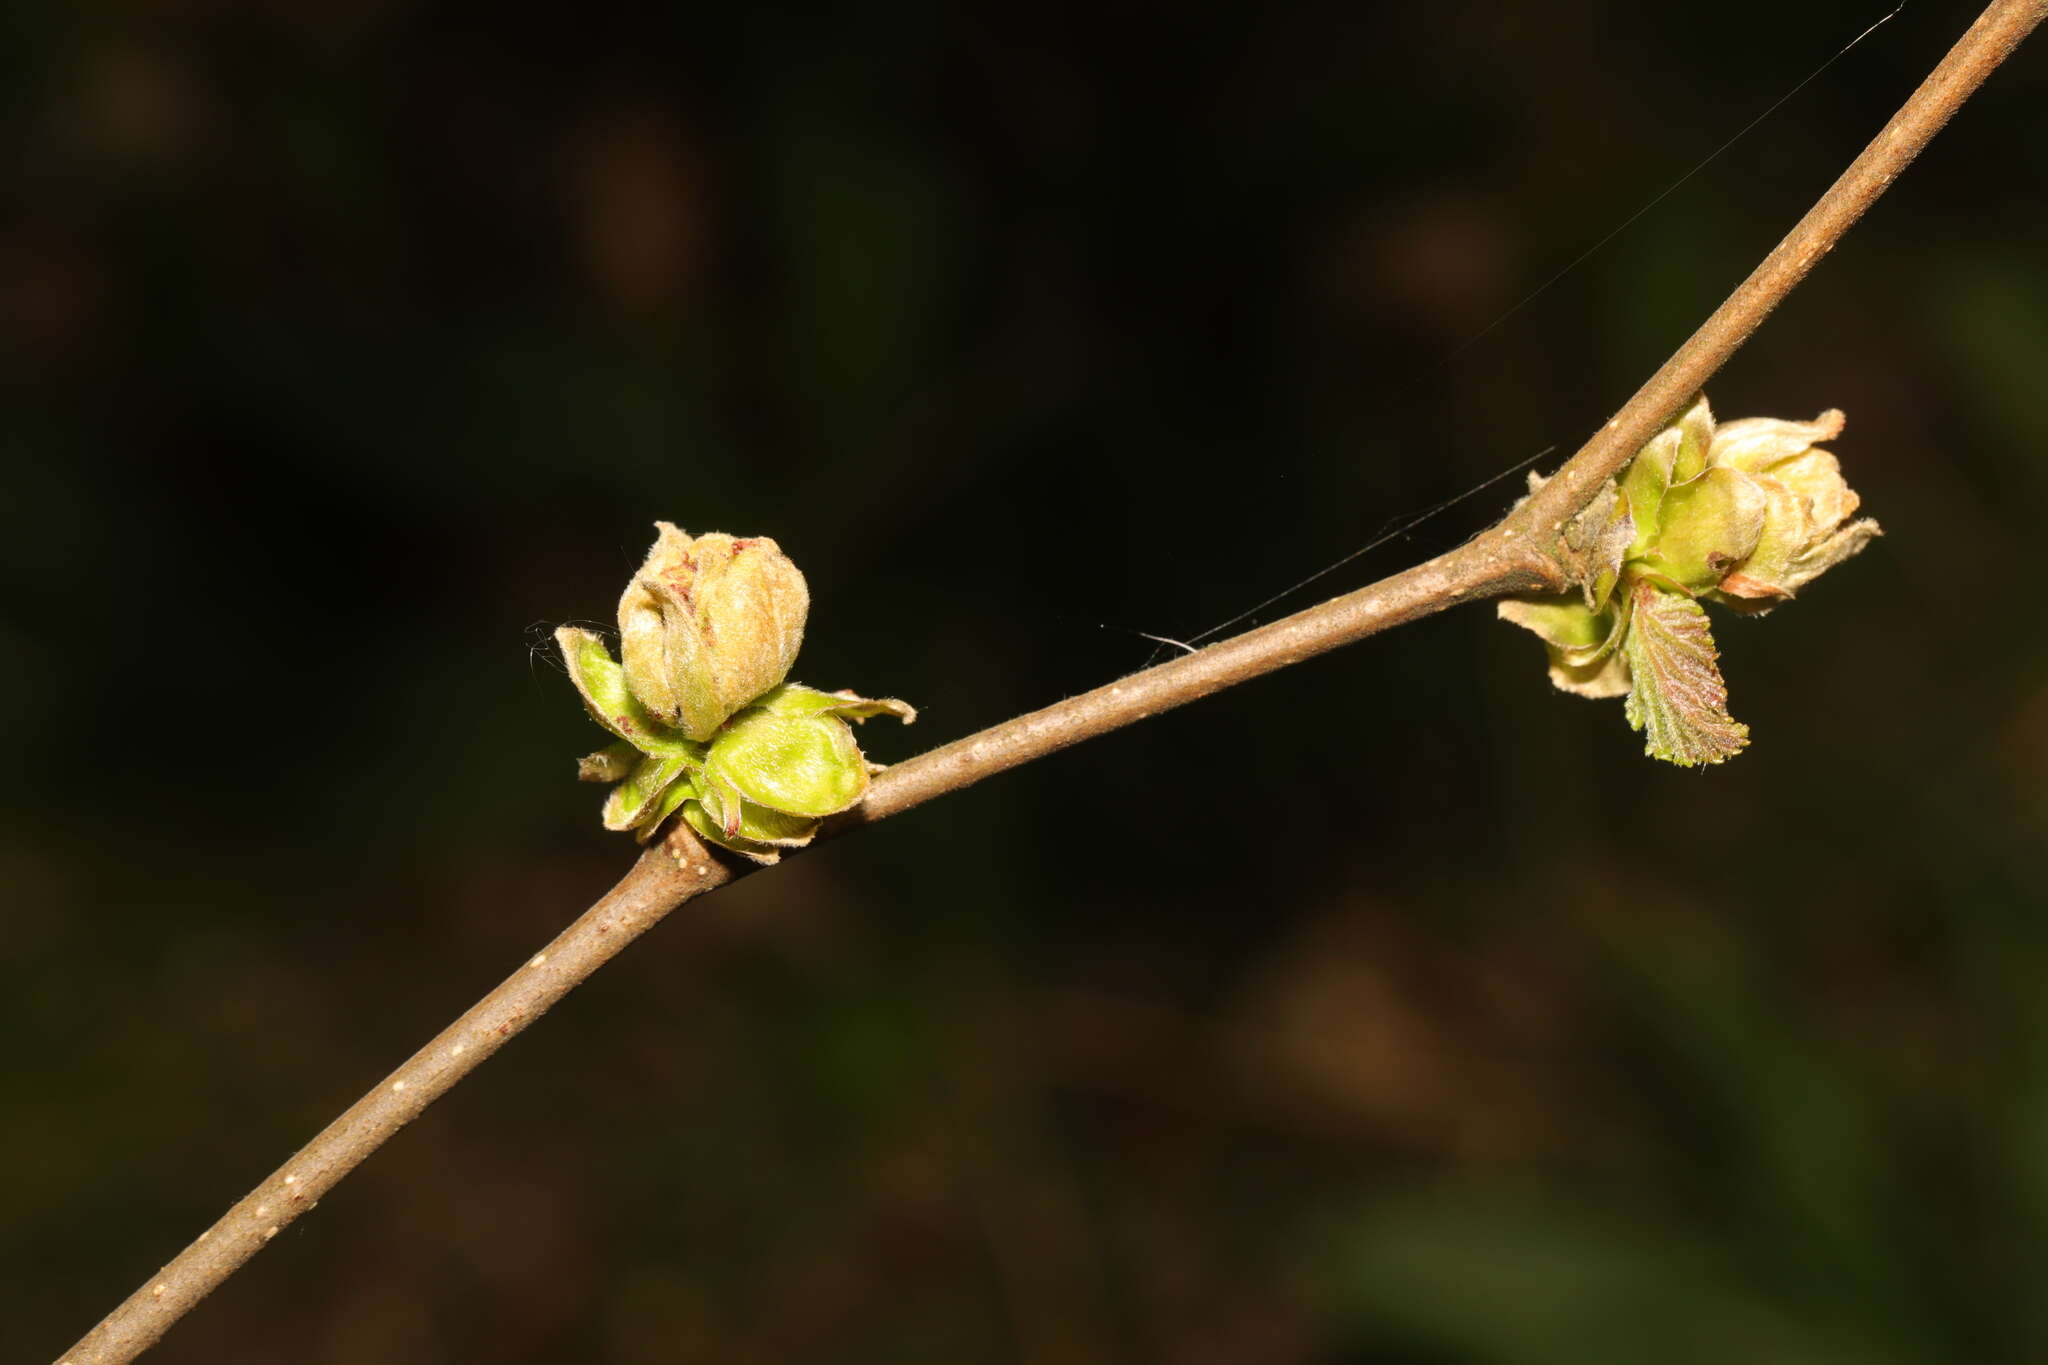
8,1,2047,1361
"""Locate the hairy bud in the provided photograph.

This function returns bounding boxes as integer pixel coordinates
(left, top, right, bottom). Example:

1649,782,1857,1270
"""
1498,395,1880,765
618,524,809,741
558,527,912,861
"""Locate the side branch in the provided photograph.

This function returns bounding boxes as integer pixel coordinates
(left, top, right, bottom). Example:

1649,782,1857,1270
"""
58,3,2042,1360
1517,0,2047,543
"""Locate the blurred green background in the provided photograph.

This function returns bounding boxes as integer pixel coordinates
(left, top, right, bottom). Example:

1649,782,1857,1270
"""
6,1,2046,1360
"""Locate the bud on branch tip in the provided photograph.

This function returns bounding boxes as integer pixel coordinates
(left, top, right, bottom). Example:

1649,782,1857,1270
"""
557,526,914,862
1498,395,1880,766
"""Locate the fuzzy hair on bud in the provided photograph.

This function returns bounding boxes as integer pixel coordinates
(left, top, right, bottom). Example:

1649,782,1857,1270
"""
617,524,810,742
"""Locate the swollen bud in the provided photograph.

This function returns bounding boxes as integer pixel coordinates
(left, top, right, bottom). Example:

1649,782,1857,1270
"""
1498,394,1879,766
618,523,809,742
559,529,913,860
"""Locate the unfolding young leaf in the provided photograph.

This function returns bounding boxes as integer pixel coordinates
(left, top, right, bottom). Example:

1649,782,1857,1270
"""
1622,582,1749,766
